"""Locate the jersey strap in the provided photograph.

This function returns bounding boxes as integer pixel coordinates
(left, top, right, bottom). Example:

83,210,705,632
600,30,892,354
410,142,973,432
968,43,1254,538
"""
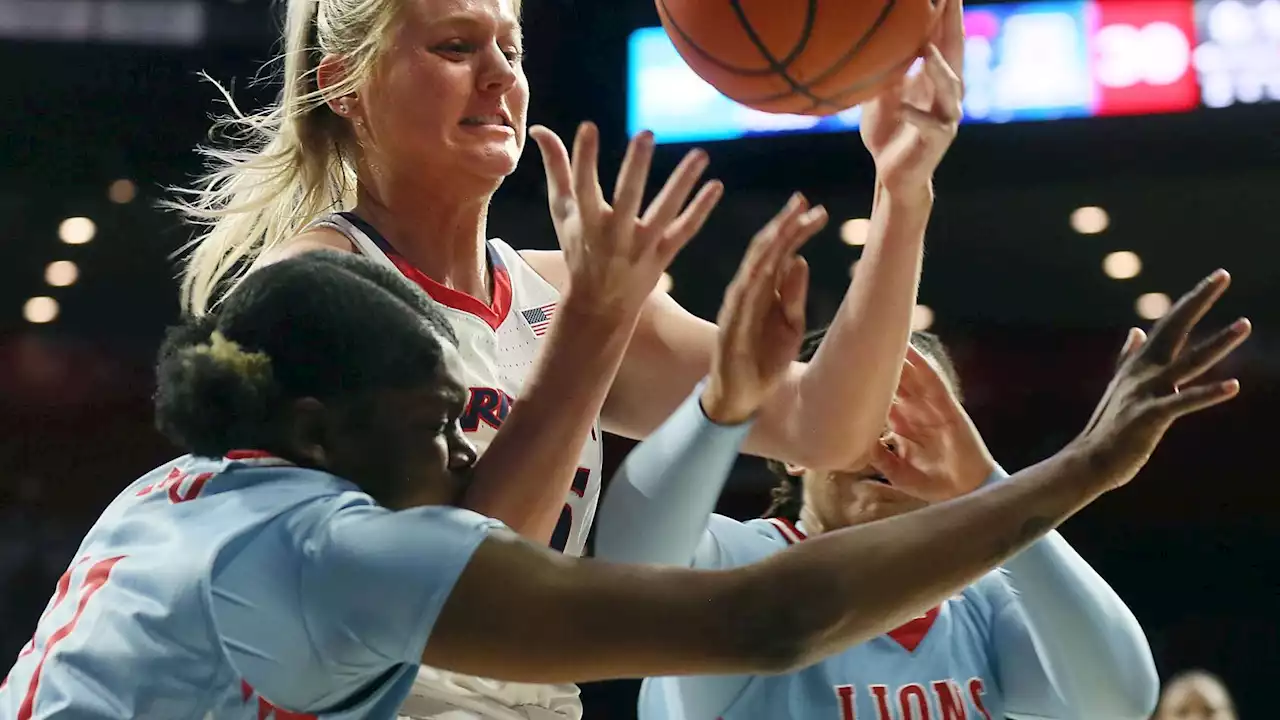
331,212,513,331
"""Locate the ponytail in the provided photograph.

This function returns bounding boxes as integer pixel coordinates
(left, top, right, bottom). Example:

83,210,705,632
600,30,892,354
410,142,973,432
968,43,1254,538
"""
166,0,398,315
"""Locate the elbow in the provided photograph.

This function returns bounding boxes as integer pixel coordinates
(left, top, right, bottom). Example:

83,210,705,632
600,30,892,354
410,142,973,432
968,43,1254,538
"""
1074,651,1160,720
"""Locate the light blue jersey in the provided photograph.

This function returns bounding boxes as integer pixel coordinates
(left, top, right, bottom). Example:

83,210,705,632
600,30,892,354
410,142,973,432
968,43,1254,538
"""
640,516,1018,720
0,453,499,720
596,386,1159,720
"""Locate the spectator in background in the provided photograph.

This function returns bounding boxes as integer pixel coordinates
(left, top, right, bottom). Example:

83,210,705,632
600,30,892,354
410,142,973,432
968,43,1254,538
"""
1155,670,1236,720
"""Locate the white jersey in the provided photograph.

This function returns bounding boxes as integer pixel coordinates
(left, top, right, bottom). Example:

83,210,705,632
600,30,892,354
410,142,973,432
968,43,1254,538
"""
311,213,600,720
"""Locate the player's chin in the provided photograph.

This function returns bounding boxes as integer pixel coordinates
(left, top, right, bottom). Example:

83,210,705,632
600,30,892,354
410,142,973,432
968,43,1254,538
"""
843,482,929,524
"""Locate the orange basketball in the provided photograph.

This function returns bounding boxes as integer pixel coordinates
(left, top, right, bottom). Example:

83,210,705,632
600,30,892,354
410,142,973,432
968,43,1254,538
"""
656,0,941,115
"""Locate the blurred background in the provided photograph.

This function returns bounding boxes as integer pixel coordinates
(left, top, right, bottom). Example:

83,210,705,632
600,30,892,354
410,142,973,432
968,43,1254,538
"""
0,0,1276,716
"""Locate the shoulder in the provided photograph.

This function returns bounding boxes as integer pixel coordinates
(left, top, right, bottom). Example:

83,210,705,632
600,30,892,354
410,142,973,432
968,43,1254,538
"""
516,248,568,290
694,515,792,569
260,227,357,266
968,569,1019,617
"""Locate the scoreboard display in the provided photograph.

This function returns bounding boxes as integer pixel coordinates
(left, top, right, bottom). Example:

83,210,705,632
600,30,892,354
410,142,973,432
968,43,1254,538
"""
627,0,1280,143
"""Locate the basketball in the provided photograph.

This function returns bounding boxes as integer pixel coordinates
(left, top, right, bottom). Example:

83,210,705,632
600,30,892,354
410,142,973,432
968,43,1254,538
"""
656,0,942,115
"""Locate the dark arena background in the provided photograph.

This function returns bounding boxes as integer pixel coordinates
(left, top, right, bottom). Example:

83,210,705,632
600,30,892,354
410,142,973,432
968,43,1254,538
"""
1,0,1277,716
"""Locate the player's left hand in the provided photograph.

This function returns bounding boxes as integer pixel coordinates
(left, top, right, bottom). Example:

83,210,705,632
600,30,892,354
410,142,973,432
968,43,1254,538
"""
869,344,996,502
529,122,723,321
700,194,826,425
859,0,964,194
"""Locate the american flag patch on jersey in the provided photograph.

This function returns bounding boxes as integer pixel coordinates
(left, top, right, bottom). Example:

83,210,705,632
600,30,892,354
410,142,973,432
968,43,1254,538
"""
520,302,556,337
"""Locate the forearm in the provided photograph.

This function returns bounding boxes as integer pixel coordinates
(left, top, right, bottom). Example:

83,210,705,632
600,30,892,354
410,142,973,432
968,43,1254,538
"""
594,384,752,566
1002,529,1159,718
461,296,639,544
755,185,931,469
755,448,1108,668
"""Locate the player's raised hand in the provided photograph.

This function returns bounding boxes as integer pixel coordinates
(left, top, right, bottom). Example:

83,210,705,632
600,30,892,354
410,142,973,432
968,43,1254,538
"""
700,193,827,425
1071,270,1250,491
870,345,997,502
859,0,964,194
529,122,723,319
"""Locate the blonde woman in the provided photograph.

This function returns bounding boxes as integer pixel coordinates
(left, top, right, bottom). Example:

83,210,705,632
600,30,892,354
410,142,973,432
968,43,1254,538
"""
169,0,965,716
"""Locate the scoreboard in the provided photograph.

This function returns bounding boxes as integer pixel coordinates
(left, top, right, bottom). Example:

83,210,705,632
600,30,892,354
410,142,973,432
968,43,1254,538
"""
627,0,1280,143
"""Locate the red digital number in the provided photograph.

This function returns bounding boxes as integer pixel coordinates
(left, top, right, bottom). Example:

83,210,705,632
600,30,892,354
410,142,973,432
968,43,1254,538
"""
2,555,125,720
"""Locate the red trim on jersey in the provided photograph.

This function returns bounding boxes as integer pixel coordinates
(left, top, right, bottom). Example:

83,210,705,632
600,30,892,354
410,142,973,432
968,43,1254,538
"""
765,516,941,652
385,252,513,331
225,450,275,460
886,606,941,652
765,516,807,544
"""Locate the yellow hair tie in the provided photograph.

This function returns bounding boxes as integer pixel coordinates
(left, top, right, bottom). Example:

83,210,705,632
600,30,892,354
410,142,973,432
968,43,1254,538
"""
192,330,272,381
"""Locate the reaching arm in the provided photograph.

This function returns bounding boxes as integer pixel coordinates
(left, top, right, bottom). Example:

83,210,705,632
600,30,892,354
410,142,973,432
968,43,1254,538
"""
422,448,1111,684
990,471,1159,720
593,383,751,566
522,186,929,473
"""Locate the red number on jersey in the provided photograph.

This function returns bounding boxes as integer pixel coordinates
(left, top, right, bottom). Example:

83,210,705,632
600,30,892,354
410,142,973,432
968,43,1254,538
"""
2,555,125,720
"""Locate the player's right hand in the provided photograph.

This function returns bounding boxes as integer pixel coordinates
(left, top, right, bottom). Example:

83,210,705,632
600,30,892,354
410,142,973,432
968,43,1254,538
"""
529,122,723,320
1070,269,1250,491
700,194,827,425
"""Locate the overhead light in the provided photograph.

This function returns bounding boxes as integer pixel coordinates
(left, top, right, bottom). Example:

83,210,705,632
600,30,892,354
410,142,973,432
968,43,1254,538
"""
1103,250,1142,279
1071,206,1109,235
58,217,96,245
840,218,870,246
1136,292,1171,320
656,272,673,294
911,304,934,331
23,296,59,324
45,260,79,287
108,179,137,204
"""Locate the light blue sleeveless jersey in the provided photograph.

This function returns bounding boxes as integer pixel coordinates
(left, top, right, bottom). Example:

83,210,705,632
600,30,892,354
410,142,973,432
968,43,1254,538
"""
639,515,1045,720
0,453,499,720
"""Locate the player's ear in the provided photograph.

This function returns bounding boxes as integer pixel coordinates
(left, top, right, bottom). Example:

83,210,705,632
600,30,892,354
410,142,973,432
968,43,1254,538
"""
282,397,333,468
784,463,806,477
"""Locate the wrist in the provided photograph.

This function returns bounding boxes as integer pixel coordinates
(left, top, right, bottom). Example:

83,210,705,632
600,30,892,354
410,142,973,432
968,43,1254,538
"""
876,181,935,211
556,289,642,339
699,376,758,427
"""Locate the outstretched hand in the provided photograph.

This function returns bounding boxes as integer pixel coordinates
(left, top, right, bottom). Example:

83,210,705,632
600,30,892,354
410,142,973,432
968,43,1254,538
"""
870,345,997,502
701,194,828,426
530,123,723,320
859,0,965,193
1073,270,1250,490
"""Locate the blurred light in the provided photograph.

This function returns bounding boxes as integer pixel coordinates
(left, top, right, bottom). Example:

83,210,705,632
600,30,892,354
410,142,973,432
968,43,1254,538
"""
1136,292,1172,320
108,179,137,204
1103,250,1142,279
23,296,59,324
59,217,96,245
656,272,673,294
840,218,870,246
911,304,935,331
45,260,79,287
1071,206,1109,234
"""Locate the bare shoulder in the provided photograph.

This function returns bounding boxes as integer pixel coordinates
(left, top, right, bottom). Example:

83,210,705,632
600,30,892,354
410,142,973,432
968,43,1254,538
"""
259,228,356,266
517,249,568,290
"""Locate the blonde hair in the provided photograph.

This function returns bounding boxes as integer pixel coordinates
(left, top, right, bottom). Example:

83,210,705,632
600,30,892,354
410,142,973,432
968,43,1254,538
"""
167,0,400,315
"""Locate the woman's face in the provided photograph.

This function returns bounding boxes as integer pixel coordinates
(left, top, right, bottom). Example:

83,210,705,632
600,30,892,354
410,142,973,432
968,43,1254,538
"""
356,0,529,188
1158,677,1236,720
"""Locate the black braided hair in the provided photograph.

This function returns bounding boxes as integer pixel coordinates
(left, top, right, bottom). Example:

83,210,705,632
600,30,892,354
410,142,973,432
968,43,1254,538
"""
762,329,962,521
155,251,456,457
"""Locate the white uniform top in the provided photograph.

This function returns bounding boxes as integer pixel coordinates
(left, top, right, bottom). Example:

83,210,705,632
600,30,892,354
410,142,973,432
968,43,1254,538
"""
310,213,600,720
